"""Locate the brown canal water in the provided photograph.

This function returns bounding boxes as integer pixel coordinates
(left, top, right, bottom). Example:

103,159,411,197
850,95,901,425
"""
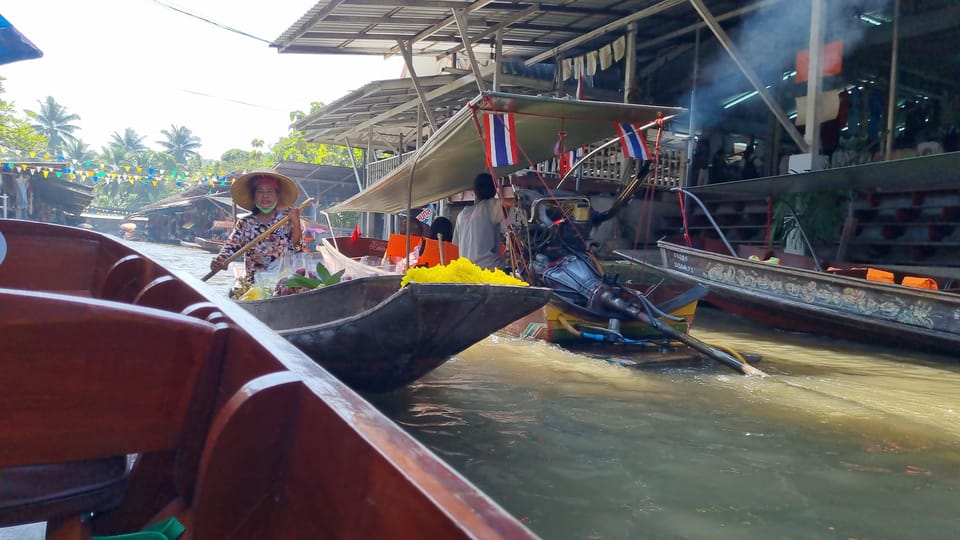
142,240,960,540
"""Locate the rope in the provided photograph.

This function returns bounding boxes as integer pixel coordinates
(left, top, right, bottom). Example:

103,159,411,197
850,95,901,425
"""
677,189,692,247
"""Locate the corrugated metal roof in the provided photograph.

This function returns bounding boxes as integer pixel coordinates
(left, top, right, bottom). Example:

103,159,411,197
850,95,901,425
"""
272,0,714,59
276,0,960,152
291,71,596,150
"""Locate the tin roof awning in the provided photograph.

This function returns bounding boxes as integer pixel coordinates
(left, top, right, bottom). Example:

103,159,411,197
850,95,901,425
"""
274,0,603,59
28,177,94,215
291,70,587,152
683,151,960,200
328,91,683,214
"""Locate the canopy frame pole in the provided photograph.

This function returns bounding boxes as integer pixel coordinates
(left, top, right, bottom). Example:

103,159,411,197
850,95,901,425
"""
396,39,438,132
492,29,503,92
687,0,809,152
685,27,700,187
343,137,365,193
883,0,901,161
803,0,824,159
452,8,488,94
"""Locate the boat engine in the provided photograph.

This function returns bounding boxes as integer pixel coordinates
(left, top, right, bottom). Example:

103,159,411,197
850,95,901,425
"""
514,167,656,322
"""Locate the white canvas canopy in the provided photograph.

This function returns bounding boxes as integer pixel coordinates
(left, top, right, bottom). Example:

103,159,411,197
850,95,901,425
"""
328,91,684,214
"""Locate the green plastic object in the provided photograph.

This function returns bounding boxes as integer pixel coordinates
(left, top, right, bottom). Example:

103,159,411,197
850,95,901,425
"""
92,516,185,540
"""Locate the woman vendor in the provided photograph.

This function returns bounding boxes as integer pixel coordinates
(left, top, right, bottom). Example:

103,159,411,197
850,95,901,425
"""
210,169,303,282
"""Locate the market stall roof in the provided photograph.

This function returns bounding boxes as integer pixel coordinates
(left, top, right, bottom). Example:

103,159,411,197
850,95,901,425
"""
329,91,683,214
273,161,356,189
291,68,611,151
127,185,231,217
272,0,747,60
683,151,960,200
27,176,94,215
276,1,960,149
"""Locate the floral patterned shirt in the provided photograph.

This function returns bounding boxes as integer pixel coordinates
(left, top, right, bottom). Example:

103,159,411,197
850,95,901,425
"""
218,208,298,278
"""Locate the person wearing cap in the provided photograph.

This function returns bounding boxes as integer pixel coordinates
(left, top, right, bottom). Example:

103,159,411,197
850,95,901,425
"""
210,169,303,281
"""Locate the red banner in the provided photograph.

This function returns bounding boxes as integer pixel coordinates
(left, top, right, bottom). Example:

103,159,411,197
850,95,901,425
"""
796,41,843,83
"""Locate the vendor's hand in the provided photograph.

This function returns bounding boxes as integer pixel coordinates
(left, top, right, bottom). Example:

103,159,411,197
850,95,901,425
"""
289,207,301,221
210,256,228,272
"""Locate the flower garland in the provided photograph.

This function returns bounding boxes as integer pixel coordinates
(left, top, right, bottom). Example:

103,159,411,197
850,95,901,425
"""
401,257,528,287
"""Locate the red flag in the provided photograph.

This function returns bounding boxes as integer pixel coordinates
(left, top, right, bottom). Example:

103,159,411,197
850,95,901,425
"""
558,151,572,178
351,223,361,241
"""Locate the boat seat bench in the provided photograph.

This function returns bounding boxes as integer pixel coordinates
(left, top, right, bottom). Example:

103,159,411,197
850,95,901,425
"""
0,289,222,533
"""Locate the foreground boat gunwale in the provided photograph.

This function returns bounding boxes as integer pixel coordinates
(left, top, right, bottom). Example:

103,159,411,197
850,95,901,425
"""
0,219,538,539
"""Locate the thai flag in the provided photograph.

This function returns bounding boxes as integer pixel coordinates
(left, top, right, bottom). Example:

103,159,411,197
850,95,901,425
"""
484,112,518,167
562,147,585,176
615,123,650,160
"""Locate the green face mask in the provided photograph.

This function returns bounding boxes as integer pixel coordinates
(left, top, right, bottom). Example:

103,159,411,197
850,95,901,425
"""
256,203,277,213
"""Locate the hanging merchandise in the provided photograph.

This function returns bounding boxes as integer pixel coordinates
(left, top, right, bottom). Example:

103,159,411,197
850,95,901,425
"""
599,44,614,70
587,51,598,76
612,36,625,62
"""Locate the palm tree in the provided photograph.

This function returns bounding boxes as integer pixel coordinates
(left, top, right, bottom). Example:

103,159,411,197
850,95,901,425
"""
156,124,201,164
109,128,149,167
24,96,81,155
62,138,97,164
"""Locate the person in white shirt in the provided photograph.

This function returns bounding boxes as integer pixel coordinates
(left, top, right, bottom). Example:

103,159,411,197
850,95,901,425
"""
452,173,504,270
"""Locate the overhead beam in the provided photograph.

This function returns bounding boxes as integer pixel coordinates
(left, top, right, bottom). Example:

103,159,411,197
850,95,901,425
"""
633,0,781,53
687,0,809,152
332,65,496,142
386,0,495,56
435,4,542,59
524,0,686,66
396,39,439,131
451,8,488,93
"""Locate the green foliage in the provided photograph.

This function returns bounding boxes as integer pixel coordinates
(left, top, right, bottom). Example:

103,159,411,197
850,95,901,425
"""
0,101,46,156
156,124,201,164
0,77,47,156
770,191,850,250
62,139,96,163
282,261,344,289
324,210,360,229
24,96,80,155
271,127,361,167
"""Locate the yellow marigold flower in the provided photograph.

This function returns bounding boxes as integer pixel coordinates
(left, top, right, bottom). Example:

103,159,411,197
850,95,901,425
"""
401,257,528,287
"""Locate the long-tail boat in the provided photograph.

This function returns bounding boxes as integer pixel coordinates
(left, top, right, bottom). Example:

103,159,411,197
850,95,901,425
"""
621,158,960,356
0,219,537,539
317,91,757,374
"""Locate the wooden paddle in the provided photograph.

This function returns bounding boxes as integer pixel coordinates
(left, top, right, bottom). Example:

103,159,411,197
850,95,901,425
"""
202,198,314,282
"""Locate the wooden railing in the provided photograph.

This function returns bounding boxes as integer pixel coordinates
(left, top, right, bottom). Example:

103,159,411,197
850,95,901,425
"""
365,136,687,190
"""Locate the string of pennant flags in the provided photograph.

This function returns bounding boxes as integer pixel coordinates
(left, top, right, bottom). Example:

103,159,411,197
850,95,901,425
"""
1,159,245,188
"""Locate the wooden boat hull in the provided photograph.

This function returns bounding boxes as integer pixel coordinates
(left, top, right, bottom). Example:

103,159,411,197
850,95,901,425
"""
501,287,697,344
0,219,536,539
194,236,224,254
318,235,702,351
240,275,553,392
641,241,960,354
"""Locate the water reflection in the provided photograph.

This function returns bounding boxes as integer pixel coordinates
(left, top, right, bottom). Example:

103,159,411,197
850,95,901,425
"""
136,240,960,540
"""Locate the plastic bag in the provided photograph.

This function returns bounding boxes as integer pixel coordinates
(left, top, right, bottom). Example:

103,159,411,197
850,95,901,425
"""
394,249,420,274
